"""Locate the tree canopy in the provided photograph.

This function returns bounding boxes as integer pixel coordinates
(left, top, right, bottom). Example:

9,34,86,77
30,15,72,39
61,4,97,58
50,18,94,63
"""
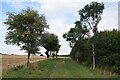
63,1,120,74
63,1,107,70
4,8,49,66
63,21,89,48
79,2,104,33
41,32,61,58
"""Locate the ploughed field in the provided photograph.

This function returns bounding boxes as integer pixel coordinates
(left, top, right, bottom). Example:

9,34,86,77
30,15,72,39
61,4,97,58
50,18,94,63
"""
1,54,47,72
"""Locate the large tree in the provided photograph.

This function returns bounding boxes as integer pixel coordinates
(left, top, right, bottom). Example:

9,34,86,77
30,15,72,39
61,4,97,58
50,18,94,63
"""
79,2,104,33
63,2,104,69
78,2,104,69
4,8,49,66
63,21,89,60
41,32,61,59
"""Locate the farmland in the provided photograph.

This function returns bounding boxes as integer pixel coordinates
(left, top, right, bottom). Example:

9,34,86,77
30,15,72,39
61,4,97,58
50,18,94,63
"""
1,54,47,72
1,1,119,79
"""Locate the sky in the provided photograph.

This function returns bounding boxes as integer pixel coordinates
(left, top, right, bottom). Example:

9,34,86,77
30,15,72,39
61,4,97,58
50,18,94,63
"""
0,0,119,55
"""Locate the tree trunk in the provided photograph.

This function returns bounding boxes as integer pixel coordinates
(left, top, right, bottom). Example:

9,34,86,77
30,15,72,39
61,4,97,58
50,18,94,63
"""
50,51,51,56
56,52,57,58
46,52,49,59
45,51,49,59
27,53,30,67
92,43,95,69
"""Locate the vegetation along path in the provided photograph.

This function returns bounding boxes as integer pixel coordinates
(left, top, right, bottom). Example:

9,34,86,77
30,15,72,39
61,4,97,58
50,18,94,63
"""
3,58,118,78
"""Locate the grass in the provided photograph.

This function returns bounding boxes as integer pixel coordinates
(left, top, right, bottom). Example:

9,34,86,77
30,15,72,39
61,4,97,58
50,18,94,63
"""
0,73,1,79
2,58,119,78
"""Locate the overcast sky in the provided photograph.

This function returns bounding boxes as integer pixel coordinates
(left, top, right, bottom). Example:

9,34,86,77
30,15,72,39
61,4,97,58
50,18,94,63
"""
0,0,118,55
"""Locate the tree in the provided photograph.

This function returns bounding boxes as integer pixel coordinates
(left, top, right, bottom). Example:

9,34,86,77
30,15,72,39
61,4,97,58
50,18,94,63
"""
78,2,104,69
63,21,89,47
41,32,61,59
63,21,89,60
52,44,61,58
4,8,49,66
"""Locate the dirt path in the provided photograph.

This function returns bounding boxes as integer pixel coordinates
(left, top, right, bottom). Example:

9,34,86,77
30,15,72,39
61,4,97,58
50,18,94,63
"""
1,55,47,72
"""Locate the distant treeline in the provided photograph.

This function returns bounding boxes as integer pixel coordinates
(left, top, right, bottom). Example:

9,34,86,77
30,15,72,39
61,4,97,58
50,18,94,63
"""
0,53,9,55
57,54,70,57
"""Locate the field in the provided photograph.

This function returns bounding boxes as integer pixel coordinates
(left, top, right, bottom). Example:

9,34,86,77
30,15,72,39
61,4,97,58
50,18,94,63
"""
1,54,47,72
2,58,119,78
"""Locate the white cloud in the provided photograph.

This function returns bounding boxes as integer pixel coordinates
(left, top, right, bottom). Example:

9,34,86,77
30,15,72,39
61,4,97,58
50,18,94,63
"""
0,21,26,54
0,21,4,30
40,2,86,14
47,19,66,39
0,2,2,21
47,18,75,40
46,19,74,55
0,21,6,42
59,40,71,55
40,1,90,20
2,0,119,2
40,1,118,55
98,3,118,31
96,0,119,2
1,0,95,2
1,43,26,55
39,1,87,45
0,1,118,55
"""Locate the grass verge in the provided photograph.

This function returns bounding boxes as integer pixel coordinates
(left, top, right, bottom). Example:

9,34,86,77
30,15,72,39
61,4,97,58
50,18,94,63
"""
2,58,119,78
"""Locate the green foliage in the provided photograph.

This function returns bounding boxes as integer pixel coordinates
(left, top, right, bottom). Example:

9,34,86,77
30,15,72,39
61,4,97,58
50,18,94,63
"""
41,32,61,58
63,1,119,75
78,1,104,70
63,21,89,47
63,21,89,60
63,1,104,62
79,2,104,33
4,8,49,55
4,8,49,66
70,38,92,63
94,30,120,74
69,30,120,74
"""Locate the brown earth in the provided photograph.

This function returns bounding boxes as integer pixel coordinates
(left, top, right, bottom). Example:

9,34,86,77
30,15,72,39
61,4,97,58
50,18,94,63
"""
1,54,47,72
